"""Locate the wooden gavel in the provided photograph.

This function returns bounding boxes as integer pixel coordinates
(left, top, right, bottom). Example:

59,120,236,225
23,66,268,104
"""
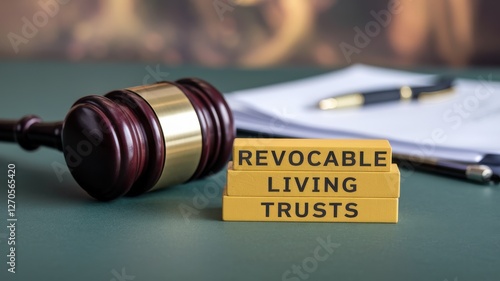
0,78,235,201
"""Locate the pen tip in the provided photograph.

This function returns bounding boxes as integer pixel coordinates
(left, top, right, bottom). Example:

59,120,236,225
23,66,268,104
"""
319,98,338,110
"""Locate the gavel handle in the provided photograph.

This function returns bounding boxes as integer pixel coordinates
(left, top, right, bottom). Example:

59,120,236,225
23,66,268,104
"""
0,115,63,151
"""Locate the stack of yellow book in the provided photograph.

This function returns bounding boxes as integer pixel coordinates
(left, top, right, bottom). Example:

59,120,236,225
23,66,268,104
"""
223,138,400,223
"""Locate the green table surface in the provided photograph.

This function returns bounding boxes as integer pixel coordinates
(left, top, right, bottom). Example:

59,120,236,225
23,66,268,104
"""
0,62,499,281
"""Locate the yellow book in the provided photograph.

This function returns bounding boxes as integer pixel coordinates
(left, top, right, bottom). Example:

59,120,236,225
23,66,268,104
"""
232,138,392,172
226,162,400,198
222,189,398,223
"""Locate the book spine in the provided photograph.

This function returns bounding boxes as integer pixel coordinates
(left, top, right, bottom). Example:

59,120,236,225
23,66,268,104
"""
223,191,398,223
232,138,392,171
227,163,400,198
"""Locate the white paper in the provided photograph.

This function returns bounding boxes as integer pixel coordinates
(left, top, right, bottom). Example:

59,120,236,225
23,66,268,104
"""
226,65,500,163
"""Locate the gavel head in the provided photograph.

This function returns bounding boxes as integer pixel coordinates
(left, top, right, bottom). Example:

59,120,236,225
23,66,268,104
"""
61,78,234,201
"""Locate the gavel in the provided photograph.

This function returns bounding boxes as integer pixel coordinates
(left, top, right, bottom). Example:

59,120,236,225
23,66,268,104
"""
0,78,235,201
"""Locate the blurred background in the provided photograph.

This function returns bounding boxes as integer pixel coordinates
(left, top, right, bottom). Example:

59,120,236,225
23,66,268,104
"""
1,0,499,68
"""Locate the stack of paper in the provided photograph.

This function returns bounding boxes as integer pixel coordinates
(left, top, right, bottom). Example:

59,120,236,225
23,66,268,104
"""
225,65,500,164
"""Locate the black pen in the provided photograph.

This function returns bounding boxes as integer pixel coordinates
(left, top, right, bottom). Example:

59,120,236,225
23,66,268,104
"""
318,77,455,110
392,153,500,184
